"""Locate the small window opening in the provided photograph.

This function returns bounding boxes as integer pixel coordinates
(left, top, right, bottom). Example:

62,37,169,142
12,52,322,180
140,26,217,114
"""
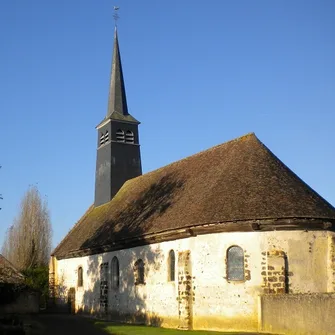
134,259,145,285
116,129,125,142
227,246,244,281
104,131,109,142
100,262,108,312
111,256,119,289
100,133,104,146
168,250,175,282
77,266,83,287
125,130,134,144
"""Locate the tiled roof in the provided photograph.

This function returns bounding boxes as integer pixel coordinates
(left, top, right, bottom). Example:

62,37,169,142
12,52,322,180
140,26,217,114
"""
53,133,335,259
0,254,24,284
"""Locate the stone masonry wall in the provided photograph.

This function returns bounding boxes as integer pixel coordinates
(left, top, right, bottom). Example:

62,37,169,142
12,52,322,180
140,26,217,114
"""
261,250,287,294
329,235,335,292
260,293,335,335
177,250,193,329
53,230,334,332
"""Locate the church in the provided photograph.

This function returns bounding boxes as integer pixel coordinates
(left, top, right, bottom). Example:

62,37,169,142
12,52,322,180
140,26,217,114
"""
50,27,335,333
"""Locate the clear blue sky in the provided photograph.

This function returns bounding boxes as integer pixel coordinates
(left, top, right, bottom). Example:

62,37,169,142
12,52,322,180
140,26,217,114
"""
0,0,334,249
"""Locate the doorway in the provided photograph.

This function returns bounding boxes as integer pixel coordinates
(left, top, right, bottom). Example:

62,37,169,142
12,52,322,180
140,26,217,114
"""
67,287,76,314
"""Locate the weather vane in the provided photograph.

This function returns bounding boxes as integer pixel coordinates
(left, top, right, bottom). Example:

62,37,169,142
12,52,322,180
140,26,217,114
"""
113,6,120,26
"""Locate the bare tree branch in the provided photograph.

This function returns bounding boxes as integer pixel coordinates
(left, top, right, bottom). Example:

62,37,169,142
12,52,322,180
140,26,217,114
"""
1,185,52,270
0,165,3,210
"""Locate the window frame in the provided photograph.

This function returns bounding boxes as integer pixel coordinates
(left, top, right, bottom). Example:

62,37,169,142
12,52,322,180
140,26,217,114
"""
226,245,245,282
111,256,120,289
134,259,145,285
168,250,176,282
77,266,84,287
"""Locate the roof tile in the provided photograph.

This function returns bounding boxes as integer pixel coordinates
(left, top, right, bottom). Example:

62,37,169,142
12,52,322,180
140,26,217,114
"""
53,133,335,258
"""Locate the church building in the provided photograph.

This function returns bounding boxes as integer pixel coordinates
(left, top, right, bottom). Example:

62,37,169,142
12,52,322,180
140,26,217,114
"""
50,27,335,332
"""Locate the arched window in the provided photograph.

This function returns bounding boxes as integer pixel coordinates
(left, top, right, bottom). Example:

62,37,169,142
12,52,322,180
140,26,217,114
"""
111,256,119,289
134,259,145,285
77,266,83,287
168,250,175,282
104,130,109,142
227,246,244,281
116,129,125,142
99,133,104,146
125,130,134,144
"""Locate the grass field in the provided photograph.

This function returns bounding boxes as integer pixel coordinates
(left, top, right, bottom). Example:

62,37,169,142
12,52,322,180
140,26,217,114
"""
94,322,264,335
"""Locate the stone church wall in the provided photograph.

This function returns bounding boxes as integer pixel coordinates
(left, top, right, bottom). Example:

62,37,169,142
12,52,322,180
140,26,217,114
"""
53,229,334,332
260,293,335,335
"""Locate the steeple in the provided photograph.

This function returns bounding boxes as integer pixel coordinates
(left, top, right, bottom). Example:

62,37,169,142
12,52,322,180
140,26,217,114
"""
94,23,142,207
100,27,139,125
107,27,128,117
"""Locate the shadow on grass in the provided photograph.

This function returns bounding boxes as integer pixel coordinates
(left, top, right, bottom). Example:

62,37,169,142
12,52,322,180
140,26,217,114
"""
94,321,267,335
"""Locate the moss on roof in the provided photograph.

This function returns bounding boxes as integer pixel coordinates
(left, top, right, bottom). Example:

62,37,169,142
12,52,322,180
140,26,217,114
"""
53,133,335,259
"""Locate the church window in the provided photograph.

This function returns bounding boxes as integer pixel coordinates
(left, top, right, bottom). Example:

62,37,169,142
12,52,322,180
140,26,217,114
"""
125,130,134,144
111,256,119,289
168,250,175,282
134,259,145,285
116,129,125,142
227,246,244,281
77,266,83,287
100,133,104,146
100,262,108,312
105,131,109,142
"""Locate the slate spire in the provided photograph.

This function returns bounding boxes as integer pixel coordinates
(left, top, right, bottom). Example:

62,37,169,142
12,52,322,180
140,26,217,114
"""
94,23,142,207
107,27,128,117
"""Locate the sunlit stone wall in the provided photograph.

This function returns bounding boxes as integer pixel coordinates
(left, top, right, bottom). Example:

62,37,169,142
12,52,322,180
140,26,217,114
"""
52,229,334,332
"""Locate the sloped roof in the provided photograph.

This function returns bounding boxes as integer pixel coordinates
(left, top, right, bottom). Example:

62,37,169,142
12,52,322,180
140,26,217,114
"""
53,133,335,259
0,254,24,284
96,27,139,129
107,27,129,119
96,111,140,129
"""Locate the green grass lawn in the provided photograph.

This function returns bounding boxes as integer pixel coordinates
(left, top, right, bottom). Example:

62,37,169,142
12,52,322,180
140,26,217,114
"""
94,322,264,335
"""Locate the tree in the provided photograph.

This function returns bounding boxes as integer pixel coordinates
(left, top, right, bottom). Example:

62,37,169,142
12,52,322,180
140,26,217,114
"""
1,185,52,270
0,165,3,210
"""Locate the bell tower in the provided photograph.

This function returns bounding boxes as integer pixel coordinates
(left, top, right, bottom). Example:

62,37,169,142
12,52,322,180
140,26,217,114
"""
94,27,142,207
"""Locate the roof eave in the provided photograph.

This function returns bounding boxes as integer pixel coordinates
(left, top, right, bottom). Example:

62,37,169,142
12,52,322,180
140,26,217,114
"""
54,216,335,260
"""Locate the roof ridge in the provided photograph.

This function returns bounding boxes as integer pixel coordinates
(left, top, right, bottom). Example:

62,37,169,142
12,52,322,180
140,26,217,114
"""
53,132,335,259
257,140,335,212
125,132,258,183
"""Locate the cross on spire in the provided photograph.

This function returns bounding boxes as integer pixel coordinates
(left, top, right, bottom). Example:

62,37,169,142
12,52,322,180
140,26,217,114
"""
113,6,120,26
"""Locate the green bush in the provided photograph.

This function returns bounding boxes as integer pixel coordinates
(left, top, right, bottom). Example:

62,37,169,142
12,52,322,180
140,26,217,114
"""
22,266,49,303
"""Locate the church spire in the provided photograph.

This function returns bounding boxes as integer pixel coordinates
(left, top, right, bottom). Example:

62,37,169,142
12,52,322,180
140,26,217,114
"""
94,17,142,207
107,27,128,117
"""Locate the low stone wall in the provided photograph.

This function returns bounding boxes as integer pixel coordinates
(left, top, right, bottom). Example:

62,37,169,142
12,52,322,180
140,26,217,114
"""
259,293,335,335
0,290,40,315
